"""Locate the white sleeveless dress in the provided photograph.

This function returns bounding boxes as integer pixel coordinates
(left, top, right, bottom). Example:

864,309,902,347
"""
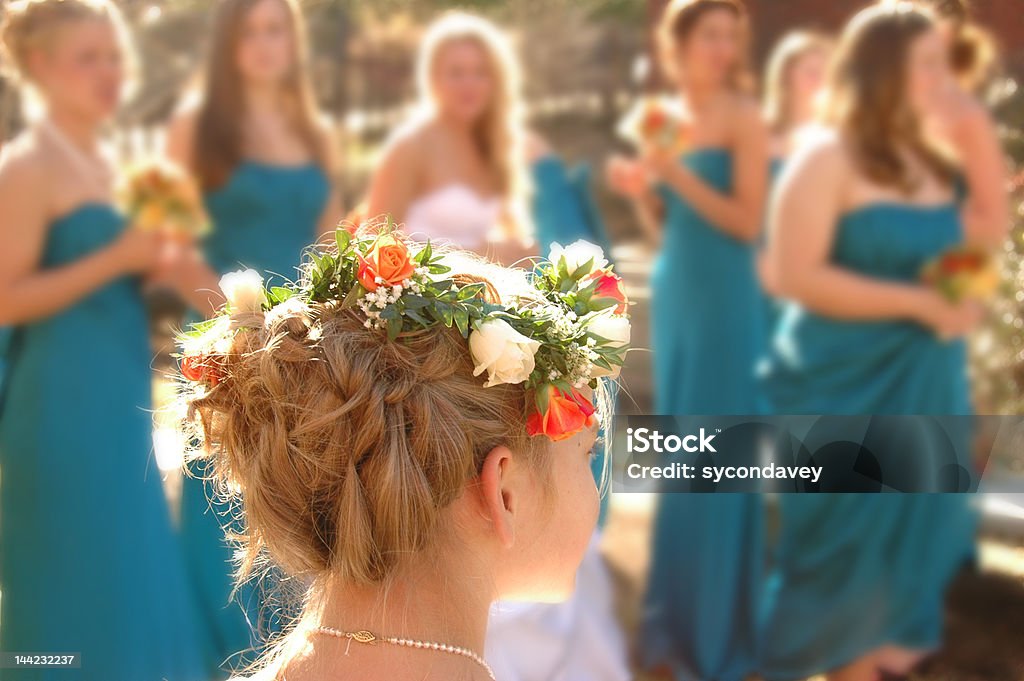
403,184,503,251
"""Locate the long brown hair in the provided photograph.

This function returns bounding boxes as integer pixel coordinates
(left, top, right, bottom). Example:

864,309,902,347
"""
824,4,956,193
657,0,752,92
193,0,324,190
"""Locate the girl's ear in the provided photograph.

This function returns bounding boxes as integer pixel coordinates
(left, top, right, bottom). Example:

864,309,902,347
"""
478,445,516,549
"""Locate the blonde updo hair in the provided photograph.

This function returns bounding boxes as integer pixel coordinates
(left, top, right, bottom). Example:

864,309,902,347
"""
186,250,553,588
0,0,128,84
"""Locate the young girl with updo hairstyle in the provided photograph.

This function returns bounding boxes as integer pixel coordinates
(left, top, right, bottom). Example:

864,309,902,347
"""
181,246,605,681
0,1,207,678
607,1,769,679
364,12,534,265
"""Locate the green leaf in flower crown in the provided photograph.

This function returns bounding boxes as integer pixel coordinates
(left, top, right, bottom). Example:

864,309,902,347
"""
552,378,574,395
386,314,403,341
405,308,428,326
415,241,433,265
340,283,366,308
402,294,430,310
268,287,295,305
435,302,455,327
588,297,618,312
571,257,595,281
535,384,551,413
456,282,486,301
454,306,470,337
181,315,220,339
335,228,352,253
428,263,451,275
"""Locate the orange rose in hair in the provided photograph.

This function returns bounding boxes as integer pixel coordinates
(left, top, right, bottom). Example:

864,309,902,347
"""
526,384,596,441
357,234,417,291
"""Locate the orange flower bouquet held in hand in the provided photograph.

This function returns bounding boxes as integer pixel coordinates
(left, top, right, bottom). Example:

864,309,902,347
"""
119,159,209,240
920,246,1000,303
617,96,689,155
178,226,630,443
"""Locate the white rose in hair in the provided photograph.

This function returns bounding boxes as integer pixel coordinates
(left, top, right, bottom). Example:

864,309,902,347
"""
219,269,266,314
549,240,608,276
586,313,631,378
469,319,541,387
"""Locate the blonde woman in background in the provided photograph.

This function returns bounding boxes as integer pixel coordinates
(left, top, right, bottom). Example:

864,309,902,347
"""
763,30,831,167
759,31,832,327
364,12,534,265
0,1,207,678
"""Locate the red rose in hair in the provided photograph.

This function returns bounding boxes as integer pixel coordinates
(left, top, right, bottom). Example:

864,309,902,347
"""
586,268,628,314
526,384,596,441
357,234,417,291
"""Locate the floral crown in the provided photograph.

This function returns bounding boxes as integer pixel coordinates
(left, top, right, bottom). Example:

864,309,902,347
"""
179,225,630,442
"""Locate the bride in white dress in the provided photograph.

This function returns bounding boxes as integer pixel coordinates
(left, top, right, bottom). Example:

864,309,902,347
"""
364,13,530,265
364,13,630,681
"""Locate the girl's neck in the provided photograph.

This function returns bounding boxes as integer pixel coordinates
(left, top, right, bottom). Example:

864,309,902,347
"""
679,80,724,112
42,107,101,153
245,82,288,117
436,110,477,137
284,567,493,680
789,98,816,130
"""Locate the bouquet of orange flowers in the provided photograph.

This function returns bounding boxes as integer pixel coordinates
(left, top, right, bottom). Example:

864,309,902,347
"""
119,159,208,239
617,96,689,155
920,246,1000,302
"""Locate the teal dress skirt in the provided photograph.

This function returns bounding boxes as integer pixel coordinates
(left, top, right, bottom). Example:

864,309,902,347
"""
531,154,615,525
180,162,330,672
641,149,766,681
0,205,208,680
758,203,977,680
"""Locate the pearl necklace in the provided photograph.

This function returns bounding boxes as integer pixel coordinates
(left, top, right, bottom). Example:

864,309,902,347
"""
314,626,495,680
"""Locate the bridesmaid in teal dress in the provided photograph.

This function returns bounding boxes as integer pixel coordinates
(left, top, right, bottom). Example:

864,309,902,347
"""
758,7,995,680
607,1,770,679
0,2,207,678
164,0,341,673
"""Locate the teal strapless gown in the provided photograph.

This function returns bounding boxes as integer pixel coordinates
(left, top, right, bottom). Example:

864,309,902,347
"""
641,149,765,681
180,162,329,674
759,203,977,680
0,205,208,680
531,154,615,526
201,161,330,286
